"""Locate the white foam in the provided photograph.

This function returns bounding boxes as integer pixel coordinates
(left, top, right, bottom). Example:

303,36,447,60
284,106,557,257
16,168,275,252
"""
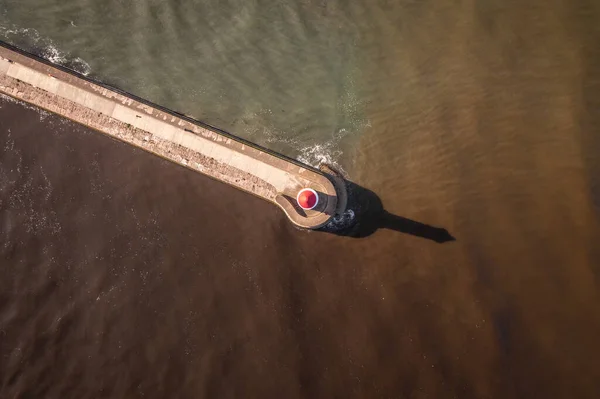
297,141,343,170
0,25,92,76
0,93,51,120
41,44,67,64
261,126,347,172
325,209,356,230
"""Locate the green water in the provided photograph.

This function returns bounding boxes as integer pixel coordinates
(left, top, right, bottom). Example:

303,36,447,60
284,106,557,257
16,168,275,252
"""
0,0,367,169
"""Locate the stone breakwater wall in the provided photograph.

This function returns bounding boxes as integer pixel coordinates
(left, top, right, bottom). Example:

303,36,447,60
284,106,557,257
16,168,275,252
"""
0,42,341,229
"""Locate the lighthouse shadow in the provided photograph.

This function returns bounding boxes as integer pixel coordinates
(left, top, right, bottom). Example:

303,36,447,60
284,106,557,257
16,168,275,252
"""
321,181,455,243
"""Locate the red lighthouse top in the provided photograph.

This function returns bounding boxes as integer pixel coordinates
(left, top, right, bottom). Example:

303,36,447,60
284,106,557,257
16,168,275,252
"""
297,188,319,210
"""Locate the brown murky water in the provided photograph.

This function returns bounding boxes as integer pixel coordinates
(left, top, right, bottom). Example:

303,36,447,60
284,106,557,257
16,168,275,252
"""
2,0,600,397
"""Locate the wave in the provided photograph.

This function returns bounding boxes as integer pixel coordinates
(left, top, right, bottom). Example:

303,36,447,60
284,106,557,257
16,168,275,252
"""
262,126,352,173
0,25,91,76
0,94,51,120
297,142,343,170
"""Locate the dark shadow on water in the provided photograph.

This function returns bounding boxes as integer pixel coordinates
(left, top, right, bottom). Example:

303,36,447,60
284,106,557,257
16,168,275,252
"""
321,181,455,243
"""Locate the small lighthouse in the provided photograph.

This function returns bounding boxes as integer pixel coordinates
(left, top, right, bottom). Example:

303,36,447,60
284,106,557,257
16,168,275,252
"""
297,188,319,210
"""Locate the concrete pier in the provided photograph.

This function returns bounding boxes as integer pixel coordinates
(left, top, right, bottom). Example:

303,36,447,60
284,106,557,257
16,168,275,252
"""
0,42,341,229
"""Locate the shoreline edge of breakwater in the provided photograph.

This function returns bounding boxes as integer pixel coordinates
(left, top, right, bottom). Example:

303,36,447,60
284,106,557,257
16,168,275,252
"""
0,41,343,229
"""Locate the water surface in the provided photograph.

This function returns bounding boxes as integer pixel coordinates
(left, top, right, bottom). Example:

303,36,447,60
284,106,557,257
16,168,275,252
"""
1,0,600,397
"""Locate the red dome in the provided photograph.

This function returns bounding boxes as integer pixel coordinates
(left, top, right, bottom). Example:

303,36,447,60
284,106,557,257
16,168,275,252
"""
297,189,318,210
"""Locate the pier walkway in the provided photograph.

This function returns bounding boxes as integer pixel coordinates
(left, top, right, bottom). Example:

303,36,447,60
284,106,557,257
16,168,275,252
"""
0,43,340,229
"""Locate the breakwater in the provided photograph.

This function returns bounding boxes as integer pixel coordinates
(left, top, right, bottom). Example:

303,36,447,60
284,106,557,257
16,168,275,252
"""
0,42,341,229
